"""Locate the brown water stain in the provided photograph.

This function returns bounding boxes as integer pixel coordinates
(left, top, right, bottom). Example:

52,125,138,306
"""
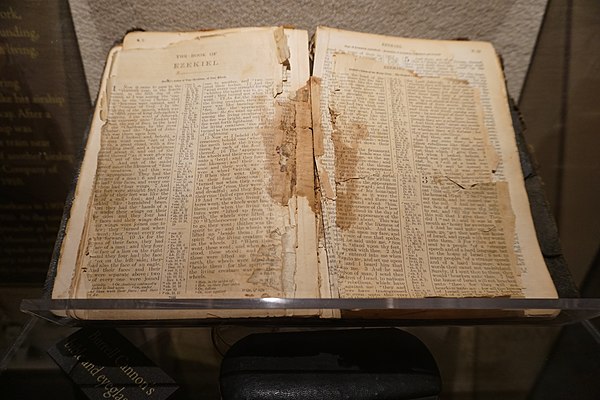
331,120,368,230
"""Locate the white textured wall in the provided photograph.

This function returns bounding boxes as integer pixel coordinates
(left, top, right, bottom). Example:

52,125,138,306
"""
68,0,547,101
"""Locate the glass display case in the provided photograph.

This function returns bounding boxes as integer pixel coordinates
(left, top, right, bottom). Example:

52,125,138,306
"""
2,1,599,398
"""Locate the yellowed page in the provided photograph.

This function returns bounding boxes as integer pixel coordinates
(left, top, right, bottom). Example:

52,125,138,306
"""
312,27,557,299
50,47,121,302
52,28,317,319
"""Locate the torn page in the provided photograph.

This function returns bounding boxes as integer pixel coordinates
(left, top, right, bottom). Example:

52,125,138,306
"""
52,28,316,319
312,27,556,300
323,53,520,297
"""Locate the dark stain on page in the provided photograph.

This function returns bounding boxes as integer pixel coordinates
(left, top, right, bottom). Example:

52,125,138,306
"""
294,83,319,214
331,120,368,230
262,82,318,214
261,101,297,207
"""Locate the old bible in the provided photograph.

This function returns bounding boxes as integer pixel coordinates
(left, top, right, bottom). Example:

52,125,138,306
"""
48,27,558,319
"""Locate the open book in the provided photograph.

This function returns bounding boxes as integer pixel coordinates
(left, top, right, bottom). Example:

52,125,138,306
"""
50,27,558,319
